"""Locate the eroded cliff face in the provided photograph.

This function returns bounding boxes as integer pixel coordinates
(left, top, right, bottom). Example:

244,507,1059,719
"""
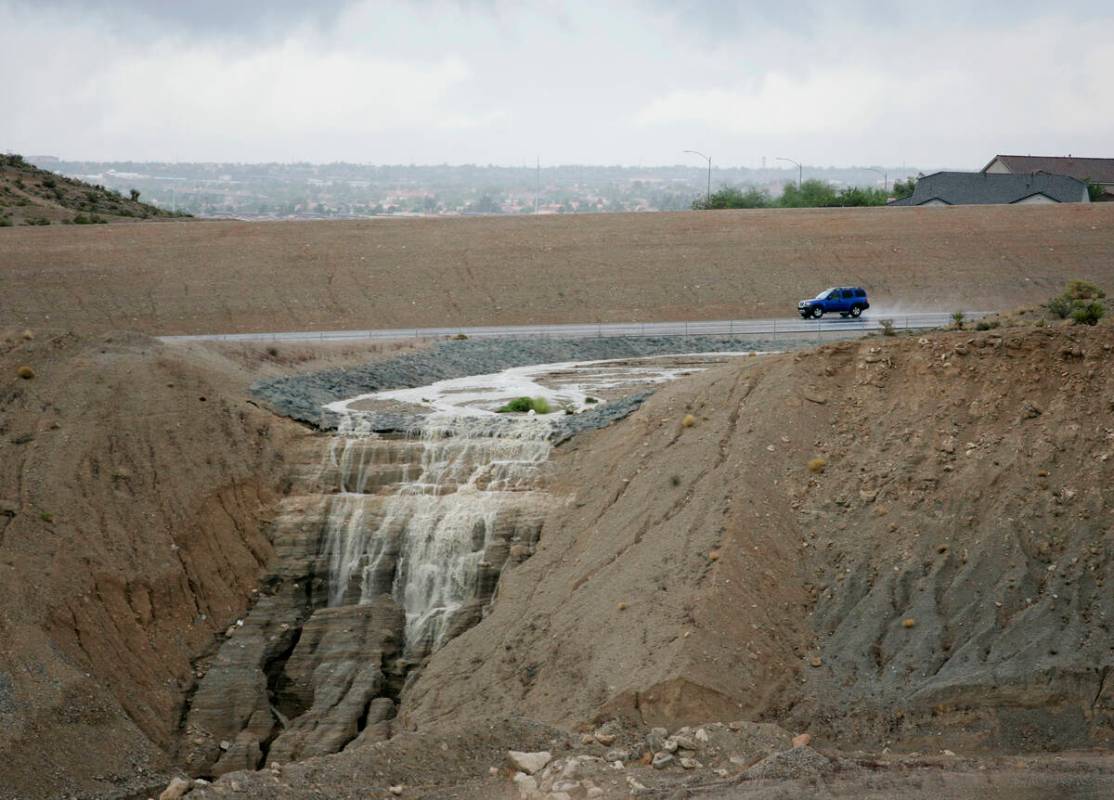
0,332,302,800
402,327,1114,751
181,416,555,776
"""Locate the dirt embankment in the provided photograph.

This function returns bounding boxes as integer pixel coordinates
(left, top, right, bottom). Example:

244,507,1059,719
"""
403,325,1114,752
0,331,419,800
2,203,1113,335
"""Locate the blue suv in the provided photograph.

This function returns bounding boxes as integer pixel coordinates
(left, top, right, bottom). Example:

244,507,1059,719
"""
797,287,869,319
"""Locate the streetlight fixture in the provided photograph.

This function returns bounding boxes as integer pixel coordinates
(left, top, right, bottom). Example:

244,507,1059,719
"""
864,166,888,191
776,157,802,189
684,150,711,206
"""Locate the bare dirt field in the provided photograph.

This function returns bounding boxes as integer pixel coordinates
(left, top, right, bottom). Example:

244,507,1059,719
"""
2,204,1113,336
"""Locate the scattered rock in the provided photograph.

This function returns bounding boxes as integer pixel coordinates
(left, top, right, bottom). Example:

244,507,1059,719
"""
744,746,832,780
388,786,403,797
651,752,675,769
670,734,697,751
593,731,616,746
1023,401,1042,418
158,777,192,800
513,771,539,797
792,733,812,748
508,750,553,775
605,749,630,762
902,617,916,629
680,757,703,769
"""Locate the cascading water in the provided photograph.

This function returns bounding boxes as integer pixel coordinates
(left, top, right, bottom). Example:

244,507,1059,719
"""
322,413,554,659
184,352,753,775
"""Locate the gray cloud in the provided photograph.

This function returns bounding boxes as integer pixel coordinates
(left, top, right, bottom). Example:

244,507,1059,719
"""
11,0,354,39
2,0,1112,166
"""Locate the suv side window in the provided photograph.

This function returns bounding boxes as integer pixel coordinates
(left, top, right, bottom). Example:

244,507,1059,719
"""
841,289,853,299
855,288,866,297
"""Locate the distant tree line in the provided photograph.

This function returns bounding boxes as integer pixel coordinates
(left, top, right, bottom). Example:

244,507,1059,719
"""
693,179,900,210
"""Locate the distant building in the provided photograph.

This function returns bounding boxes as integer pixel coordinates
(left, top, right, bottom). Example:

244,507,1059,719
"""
890,171,1090,206
982,154,1114,200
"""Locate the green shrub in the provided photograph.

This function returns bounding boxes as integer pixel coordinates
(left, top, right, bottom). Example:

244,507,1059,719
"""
1049,281,1107,323
1064,280,1105,300
1047,294,1074,319
975,319,1000,331
0,216,11,228
24,217,50,226
1070,301,1105,326
496,396,553,414
951,310,966,329
879,319,896,336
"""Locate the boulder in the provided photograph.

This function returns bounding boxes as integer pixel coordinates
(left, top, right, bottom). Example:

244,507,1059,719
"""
158,777,192,800
508,750,553,775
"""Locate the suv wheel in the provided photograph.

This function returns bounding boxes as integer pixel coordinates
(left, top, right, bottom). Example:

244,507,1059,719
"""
811,306,824,319
850,305,863,318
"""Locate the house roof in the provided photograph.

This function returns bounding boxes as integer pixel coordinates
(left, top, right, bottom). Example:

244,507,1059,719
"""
982,155,1114,184
889,171,1088,206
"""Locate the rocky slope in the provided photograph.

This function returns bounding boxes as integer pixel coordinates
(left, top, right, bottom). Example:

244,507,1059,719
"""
0,331,418,800
3,321,1113,799
402,325,1114,752
0,153,188,226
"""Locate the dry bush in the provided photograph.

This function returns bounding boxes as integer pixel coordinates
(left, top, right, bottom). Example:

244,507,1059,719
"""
17,365,35,379
807,456,827,473
681,414,696,428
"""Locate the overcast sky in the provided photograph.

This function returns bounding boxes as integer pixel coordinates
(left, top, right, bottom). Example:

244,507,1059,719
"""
2,0,1112,168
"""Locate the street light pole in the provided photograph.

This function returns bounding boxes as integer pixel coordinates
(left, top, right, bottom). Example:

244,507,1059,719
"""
776,156,802,189
865,167,888,191
684,150,711,206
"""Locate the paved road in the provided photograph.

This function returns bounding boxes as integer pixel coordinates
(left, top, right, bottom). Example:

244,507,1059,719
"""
162,311,987,344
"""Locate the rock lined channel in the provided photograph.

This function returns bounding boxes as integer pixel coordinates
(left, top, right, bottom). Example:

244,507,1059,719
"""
182,354,749,777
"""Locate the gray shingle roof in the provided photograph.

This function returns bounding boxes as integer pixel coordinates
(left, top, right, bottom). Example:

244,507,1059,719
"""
889,171,1088,206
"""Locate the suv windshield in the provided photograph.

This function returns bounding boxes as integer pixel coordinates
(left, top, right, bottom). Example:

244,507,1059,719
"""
815,288,837,299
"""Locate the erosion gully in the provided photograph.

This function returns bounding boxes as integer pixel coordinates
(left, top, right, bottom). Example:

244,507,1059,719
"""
177,353,750,777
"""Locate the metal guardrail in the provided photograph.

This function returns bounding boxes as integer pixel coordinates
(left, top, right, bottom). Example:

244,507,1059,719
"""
161,312,988,345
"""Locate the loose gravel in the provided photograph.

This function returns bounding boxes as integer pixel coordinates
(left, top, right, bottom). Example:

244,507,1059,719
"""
252,334,803,432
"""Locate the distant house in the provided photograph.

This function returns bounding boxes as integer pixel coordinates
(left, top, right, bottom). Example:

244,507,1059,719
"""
983,155,1114,200
889,171,1090,206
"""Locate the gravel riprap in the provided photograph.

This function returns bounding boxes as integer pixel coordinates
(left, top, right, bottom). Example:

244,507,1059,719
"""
251,334,799,431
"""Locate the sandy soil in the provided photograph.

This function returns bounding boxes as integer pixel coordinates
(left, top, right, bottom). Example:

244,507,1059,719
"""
0,331,424,800
404,323,1114,749
2,313,1113,799
2,204,1113,336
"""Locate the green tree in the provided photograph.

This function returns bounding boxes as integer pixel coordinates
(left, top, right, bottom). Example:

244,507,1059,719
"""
891,178,916,200
692,186,771,210
835,186,889,207
779,179,838,208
